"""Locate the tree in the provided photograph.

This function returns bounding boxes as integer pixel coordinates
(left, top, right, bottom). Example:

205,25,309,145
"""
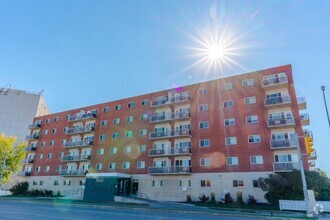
0,134,26,184
259,169,330,205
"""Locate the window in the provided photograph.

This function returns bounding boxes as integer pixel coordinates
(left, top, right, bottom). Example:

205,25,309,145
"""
63,180,71,186
99,134,106,141
199,121,209,129
115,104,121,110
253,180,260,188
223,100,234,107
198,104,208,112
43,130,48,135
140,114,148,121
79,180,85,186
246,115,258,124
242,79,254,87
139,129,147,136
122,162,130,169
47,153,52,159
224,118,235,126
152,180,163,187
201,180,211,187
125,131,133,138
44,166,50,172
126,116,133,123
179,180,191,187
46,118,50,124
58,152,64,158
137,161,145,169
103,107,109,113
63,126,68,132
56,165,62,171
244,96,256,105
138,145,146,152
199,139,210,147
96,163,103,170
65,114,70,120
61,139,66,145
49,140,55,146
89,109,97,114
275,154,292,163
112,132,119,139
225,137,237,145
51,128,56,134
200,158,211,166
110,147,117,154
101,120,107,126
226,157,239,165
113,118,120,124
105,162,115,170
54,117,59,122
97,148,104,155
141,99,149,106
54,180,59,186
40,142,45,147
222,83,232,90
35,166,40,172
124,146,131,153
233,180,244,187
248,135,261,143
250,155,264,164
127,102,135,108
38,154,43,159
198,88,208,95
40,181,44,186
32,181,38,185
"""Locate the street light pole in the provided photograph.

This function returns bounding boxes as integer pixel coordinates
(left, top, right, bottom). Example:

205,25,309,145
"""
321,86,330,127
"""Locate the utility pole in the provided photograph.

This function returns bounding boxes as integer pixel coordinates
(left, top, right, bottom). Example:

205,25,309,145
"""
321,86,330,127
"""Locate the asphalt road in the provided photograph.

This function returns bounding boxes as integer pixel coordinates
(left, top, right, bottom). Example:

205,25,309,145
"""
0,199,258,220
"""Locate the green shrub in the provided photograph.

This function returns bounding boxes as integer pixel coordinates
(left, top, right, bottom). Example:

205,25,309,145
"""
27,189,45,197
186,194,192,203
45,190,53,197
247,194,257,205
236,191,244,205
198,193,209,203
210,192,216,203
9,182,29,195
221,193,233,204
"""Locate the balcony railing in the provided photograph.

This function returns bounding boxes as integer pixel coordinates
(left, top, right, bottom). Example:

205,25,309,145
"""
63,141,93,148
267,118,295,127
17,171,31,177
300,113,310,126
264,95,291,107
59,170,87,176
25,146,37,152
66,126,95,135
309,161,316,167
270,139,298,150
61,155,91,162
303,129,313,138
262,74,288,87
151,95,191,107
308,151,317,160
68,112,96,122
26,134,39,141
150,112,191,123
148,147,191,157
21,158,34,164
148,166,192,175
297,97,307,110
149,129,191,140
273,162,300,172
28,123,41,129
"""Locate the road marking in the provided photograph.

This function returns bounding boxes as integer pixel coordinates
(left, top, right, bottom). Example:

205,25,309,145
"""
0,210,87,220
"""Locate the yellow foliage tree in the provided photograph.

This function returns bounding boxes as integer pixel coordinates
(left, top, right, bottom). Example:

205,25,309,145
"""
0,134,26,184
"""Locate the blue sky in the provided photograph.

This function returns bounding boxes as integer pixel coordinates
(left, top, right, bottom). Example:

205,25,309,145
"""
1,0,330,175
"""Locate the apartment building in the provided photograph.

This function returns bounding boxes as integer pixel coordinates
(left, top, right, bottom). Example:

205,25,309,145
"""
21,65,315,202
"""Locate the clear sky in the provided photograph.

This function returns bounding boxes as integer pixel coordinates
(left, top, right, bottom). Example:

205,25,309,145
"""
1,0,330,175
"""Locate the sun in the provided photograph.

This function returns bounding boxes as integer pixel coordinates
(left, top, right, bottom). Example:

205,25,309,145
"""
207,43,225,60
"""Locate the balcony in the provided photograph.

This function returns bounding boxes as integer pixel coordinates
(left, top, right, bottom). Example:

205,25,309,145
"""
25,146,36,152
297,97,306,110
267,118,295,128
300,113,310,126
151,95,191,108
148,147,191,157
66,126,95,135
59,170,87,177
63,141,93,148
303,129,313,138
308,151,317,160
28,123,41,129
61,155,91,162
149,129,192,140
262,74,288,89
148,166,192,175
270,139,298,150
309,161,316,167
68,112,96,122
17,171,31,177
21,158,34,164
150,112,191,123
26,134,39,141
273,162,300,172
264,95,291,108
